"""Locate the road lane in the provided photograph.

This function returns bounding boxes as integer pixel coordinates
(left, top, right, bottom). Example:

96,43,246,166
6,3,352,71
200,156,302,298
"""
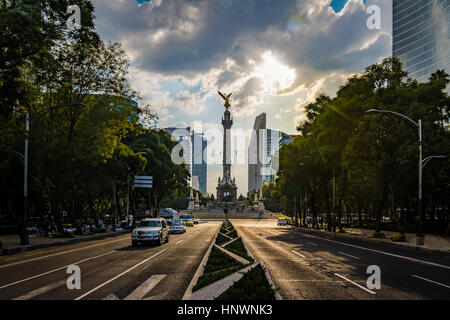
0,221,221,300
232,220,449,300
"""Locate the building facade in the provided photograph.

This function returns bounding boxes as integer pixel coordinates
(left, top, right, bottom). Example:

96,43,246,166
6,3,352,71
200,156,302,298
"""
393,0,449,82
191,132,207,194
248,113,288,191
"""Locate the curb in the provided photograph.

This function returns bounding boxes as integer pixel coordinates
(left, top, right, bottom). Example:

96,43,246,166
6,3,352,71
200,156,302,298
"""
2,231,129,256
214,244,251,265
182,224,221,300
292,227,450,256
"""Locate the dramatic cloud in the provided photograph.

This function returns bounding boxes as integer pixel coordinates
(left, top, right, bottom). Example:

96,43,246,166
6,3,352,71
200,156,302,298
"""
91,0,392,193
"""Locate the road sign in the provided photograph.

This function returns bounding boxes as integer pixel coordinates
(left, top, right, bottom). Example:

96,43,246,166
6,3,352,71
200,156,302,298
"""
134,176,153,189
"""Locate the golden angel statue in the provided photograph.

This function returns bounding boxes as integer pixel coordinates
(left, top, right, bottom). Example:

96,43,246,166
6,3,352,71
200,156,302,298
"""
218,91,232,110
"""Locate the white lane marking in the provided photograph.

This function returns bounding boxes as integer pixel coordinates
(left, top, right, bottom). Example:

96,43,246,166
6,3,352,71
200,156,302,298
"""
307,242,318,247
412,275,450,289
176,240,184,244
74,249,167,300
103,293,120,300
291,250,306,258
338,252,360,260
124,274,166,300
296,232,450,270
0,250,115,290
334,273,376,295
0,237,127,269
13,279,66,300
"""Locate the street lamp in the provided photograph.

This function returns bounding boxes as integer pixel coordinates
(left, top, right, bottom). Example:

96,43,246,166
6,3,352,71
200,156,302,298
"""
366,109,437,245
21,102,85,245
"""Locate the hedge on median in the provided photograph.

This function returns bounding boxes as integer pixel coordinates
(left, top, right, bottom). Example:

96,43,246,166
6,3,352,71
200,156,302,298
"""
193,246,244,292
216,264,276,300
223,237,253,263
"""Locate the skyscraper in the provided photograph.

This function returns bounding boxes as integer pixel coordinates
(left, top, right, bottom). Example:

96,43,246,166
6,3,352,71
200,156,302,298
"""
191,132,207,194
248,113,266,192
393,0,449,82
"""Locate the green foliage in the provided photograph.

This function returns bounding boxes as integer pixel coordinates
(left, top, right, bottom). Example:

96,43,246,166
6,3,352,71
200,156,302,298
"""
224,238,254,262
372,231,386,238
204,246,244,274
274,57,450,235
216,265,276,300
193,266,242,292
216,233,232,246
52,231,74,238
390,233,406,242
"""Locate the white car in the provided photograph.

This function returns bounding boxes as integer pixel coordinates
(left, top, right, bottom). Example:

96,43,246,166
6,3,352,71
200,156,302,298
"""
131,218,169,246
277,219,288,226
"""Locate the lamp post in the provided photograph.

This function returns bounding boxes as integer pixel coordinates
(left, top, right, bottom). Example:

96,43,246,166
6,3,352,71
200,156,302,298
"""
366,109,427,244
21,102,85,245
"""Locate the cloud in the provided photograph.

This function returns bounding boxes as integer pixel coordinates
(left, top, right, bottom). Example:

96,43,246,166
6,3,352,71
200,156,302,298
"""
92,0,391,132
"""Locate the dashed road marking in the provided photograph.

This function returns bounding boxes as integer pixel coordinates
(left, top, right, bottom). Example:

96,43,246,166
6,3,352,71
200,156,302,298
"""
0,237,127,269
338,252,360,260
74,249,167,300
291,250,306,258
334,273,376,295
124,274,166,300
0,250,115,290
13,279,66,300
411,275,450,289
307,242,318,247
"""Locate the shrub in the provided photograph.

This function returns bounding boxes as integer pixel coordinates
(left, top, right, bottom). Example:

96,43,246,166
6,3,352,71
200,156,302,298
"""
227,229,238,239
91,227,107,233
224,238,253,263
216,265,276,300
372,231,386,238
337,229,346,233
204,246,244,273
390,233,406,242
52,231,74,238
193,266,242,292
216,232,232,245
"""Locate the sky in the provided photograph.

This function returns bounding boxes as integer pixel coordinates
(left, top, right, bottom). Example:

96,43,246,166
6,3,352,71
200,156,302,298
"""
91,0,392,195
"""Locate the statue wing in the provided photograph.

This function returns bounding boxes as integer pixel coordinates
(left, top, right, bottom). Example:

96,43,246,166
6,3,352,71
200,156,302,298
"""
218,91,226,100
226,93,232,99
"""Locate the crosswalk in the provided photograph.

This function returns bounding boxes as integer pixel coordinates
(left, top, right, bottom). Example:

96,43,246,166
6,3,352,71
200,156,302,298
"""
12,274,168,300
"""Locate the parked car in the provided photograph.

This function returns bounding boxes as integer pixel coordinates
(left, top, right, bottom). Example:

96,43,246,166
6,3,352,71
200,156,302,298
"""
169,221,186,234
193,219,199,225
131,218,169,246
277,219,288,226
63,224,77,233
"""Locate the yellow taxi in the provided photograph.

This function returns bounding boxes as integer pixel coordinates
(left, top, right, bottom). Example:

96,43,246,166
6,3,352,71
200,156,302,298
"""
184,219,195,227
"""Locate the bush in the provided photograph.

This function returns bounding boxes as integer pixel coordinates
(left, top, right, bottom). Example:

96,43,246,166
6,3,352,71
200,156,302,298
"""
193,266,242,292
390,233,406,242
216,232,232,245
216,265,276,300
91,227,107,233
372,231,386,238
204,246,244,273
337,229,346,233
224,238,253,262
52,231,74,238
227,229,238,239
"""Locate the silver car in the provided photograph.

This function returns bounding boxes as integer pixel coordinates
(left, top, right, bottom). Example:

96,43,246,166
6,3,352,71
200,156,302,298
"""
131,218,169,246
169,221,186,234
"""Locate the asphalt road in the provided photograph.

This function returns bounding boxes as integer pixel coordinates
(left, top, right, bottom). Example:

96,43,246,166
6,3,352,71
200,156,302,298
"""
0,221,221,300
232,220,450,300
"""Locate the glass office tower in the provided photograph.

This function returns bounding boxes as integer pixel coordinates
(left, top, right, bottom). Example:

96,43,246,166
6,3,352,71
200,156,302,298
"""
393,0,449,82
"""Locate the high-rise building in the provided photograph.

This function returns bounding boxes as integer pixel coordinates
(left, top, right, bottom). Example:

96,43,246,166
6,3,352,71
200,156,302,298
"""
393,0,449,82
163,126,192,183
248,113,266,192
191,132,207,194
163,127,208,194
248,113,287,191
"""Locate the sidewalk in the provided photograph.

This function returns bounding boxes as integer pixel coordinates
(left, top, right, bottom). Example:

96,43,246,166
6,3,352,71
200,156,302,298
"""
1,231,129,255
294,226,450,255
